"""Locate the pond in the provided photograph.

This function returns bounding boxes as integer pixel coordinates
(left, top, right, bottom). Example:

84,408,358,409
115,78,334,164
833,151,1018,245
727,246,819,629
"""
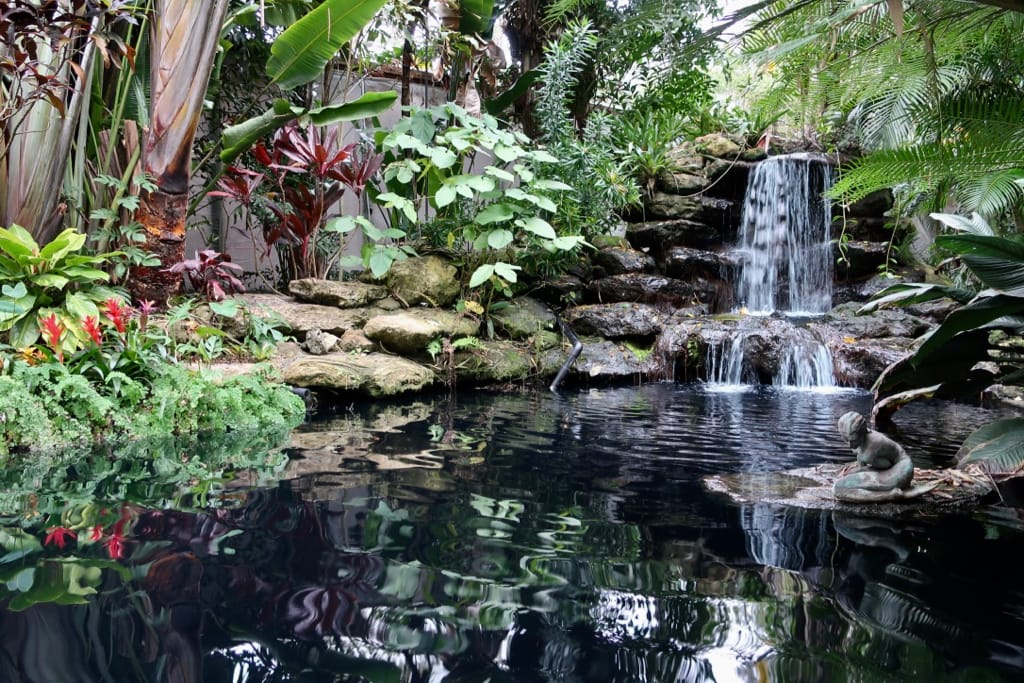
1,383,1023,682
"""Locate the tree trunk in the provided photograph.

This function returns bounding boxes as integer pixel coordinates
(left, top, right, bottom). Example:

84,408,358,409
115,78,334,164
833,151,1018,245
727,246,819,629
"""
128,0,230,305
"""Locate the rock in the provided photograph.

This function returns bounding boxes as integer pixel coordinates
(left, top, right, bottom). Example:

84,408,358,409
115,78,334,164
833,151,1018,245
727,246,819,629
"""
304,329,339,355
338,329,376,353
590,273,695,305
695,133,741,158
490,296,557,340
531,273,589,308
834,240,891,279
627,219,723,253
363,309,480,355
665,142,704,173
382,255,460,306
591,246,656,276
828,336,912,388
845,189,893,218
540,338,659,381
288,279,387,308
564,303,664,338
664,246,737,280
236,293,371,339
449,340,535,384
834,216,893,242
281,352,435,396
656,171,707,194
824,307,932,339
644,192,734,229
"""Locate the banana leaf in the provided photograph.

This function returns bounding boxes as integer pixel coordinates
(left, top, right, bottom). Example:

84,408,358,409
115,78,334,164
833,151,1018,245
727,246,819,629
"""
957,418,1024,476
459,0,497,35
267,0,390,90
857,282,974,313
913,293,1024,362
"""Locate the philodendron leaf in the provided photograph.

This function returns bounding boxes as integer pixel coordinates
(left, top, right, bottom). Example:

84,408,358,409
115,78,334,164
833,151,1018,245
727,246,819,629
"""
469,264,495,288
957,418,1024,476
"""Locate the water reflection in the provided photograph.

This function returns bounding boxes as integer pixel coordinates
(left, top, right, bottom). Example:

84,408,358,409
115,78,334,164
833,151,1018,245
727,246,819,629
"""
0,385,1022,681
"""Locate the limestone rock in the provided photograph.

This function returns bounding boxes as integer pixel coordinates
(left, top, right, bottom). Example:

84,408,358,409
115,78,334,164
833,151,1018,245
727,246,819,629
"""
590,273,695,305
564,303,663,338
540,338,659,380
449,340,535,384
383,255,460,306
281,352,435,396
656,171,707,194
695,133,741,158
664,246,737,281
237,293,370,339
338,329,377,353
363,309,480,355
288,279,387,308
490,296,557,340
304,329,340,355
627,219,722,253
591,246,656,276
644,192,733,228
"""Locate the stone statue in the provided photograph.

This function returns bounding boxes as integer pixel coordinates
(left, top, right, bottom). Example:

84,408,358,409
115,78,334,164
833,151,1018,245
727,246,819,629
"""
833,412,933,503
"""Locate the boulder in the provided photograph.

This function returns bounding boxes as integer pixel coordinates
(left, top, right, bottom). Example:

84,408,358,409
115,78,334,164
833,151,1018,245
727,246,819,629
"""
834,240,891,279
590,273,695,305
449,340,535,384
824,305,932,339
627,219,723,253
664,246,737,280
489,296,557,340
644,193,733,229
695,133,742,158
382,255,460,306
591,246,656,276
288,279,387,308
338,329,377,353
845,189,893,218
540,338,659,381
363,309,481,355
237,293,371,339
564,303,664,338
656,171,707,194
281,352,435,396
304,329,340,355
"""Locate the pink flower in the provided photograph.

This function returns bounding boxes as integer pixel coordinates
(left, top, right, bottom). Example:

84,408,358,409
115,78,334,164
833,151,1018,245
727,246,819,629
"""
44,526,77,549
136,299,156,333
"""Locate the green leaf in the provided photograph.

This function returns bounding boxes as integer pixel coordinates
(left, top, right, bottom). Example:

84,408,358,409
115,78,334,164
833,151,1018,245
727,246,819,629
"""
532,178,573,192
435,184,458,208
411,109,436,144
493,262,520,283
0,225,38,260
428,147,459,170
458,0,496,34
493,144,519,163
475,203,515,225
487,229,514,249
30,273,69,289
209,300,241,317
1,282,27,298
267,0,389,90
308,91,398,125
39,229,86,263
369,250,393,278
914,293,1024,363
552,235,586,250
9,312,40,348
469,264,494,288
220,99,298,164
957,418,1024,474
859,282,974,313
485,167,515,182
518,217,557,240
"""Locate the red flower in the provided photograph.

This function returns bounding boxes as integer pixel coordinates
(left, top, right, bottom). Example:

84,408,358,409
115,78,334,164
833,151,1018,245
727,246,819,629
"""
136,299,156,333
44,526,77,549
105,533,124,560
89,524,104,542
38,313,64,362
103,297,128,334
82,315,103,345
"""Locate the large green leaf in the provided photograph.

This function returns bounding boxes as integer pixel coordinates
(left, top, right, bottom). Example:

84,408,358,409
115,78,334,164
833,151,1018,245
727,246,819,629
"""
913,293,1024,363
459,0,496,34
267,0,389,90
957,418,1024,476
220,99,300,164
858,282,974,313
308,91,398,126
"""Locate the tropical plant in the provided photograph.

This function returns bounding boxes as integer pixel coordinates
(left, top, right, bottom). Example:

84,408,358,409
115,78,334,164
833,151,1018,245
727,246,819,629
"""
863,211,1024,474
168,249,246,302
0,225,122,351
373,101,586,292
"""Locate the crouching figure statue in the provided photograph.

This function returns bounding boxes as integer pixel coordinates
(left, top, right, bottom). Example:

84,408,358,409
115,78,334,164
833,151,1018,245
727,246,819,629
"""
833,412,934,503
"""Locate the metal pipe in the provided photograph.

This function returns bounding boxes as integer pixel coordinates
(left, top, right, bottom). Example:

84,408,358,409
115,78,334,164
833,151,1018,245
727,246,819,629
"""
549,316,583,392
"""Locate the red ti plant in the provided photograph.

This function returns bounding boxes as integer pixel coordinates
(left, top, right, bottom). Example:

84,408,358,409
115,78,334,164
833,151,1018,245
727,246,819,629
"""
168,249,245,302
213,121,383,283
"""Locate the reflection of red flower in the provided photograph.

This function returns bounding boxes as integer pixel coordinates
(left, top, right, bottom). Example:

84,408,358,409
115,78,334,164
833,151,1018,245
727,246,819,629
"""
44,526,77,549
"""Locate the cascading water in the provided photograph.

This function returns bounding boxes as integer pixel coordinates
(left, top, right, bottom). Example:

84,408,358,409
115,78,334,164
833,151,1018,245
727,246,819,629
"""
735,154,834,315
710,154,838,389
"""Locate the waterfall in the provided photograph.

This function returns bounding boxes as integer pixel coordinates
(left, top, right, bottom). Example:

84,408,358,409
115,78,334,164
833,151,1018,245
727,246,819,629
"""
706,327,836,389
773,332,836,389
735,154,834,315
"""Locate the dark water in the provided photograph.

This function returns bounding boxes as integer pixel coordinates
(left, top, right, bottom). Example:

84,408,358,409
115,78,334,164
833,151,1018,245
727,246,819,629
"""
2,383,1023,682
